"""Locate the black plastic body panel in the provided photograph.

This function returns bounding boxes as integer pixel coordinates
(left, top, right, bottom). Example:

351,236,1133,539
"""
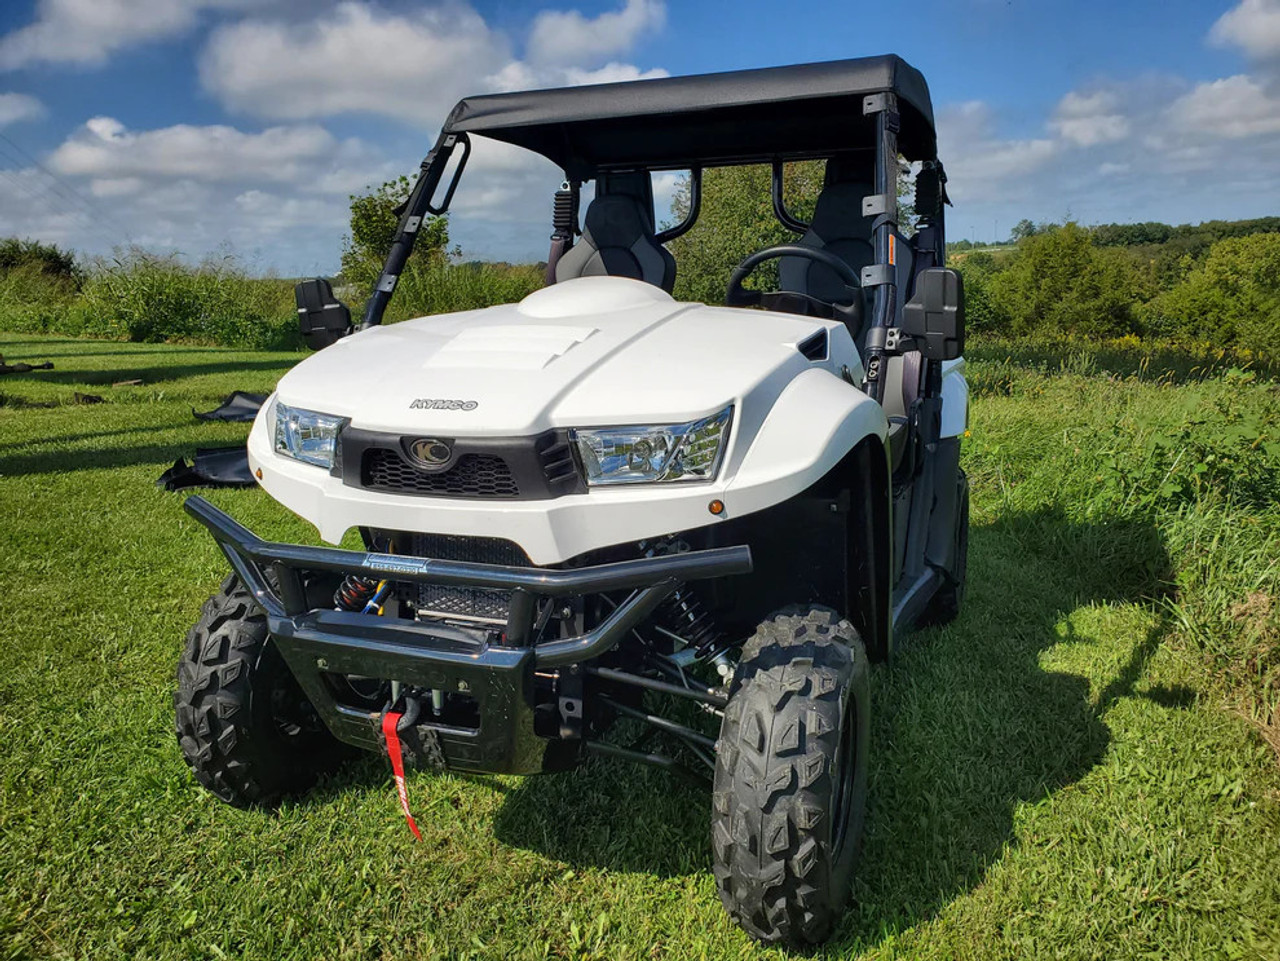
270,611,545,773
335,426,585,500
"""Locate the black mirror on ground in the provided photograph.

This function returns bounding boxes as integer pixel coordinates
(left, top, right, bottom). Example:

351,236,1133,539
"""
295,278,352,351
901,268,965,361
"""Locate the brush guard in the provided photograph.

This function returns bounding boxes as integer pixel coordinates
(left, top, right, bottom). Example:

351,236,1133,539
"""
184,495,752,775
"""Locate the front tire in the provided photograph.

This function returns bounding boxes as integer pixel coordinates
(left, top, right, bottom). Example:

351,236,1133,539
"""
711,607,870,947
175,574,347,807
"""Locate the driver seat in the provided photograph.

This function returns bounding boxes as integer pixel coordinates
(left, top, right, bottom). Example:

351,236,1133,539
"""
778,157,874,319
555,171,676,292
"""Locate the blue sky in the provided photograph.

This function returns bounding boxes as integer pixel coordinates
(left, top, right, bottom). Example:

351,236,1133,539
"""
1,0,1278,275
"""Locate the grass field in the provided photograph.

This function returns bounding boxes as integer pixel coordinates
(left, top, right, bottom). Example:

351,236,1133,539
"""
2,332,1279,960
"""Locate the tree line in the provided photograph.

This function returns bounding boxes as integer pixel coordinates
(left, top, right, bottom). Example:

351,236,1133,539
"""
1,168,1276,355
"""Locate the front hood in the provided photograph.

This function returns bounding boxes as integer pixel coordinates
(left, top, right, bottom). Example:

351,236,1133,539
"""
275,276,851,437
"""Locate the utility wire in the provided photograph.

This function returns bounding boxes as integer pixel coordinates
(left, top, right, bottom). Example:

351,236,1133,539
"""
0,154,123,252
0,156,123,253
0,131,135,245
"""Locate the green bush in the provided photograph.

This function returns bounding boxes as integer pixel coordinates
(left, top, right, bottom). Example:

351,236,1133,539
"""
1141,234,1280,355
0,237,79,280
985,223,1153,338
341,176,450,291
65,251,298,349
1097,369,1280,512
0,262,81,334
668,162,824,305
0,239,83,335
951,251,1006,334
378,258,543,323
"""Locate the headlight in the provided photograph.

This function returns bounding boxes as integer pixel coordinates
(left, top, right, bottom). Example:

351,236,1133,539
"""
273,401,345,468
572,406,732,486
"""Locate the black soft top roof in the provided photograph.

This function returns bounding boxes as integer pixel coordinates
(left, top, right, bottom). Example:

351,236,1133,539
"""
442,55,936,177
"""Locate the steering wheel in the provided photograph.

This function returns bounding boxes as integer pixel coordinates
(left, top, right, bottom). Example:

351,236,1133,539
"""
725,244,864,331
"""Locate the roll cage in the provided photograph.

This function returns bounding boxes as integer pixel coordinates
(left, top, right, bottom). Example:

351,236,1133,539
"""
357,54,949,409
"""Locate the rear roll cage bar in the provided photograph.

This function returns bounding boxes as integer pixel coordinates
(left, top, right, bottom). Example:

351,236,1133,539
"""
771,161,810,234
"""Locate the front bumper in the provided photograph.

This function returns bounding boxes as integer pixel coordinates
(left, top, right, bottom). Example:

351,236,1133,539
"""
185,495,752,774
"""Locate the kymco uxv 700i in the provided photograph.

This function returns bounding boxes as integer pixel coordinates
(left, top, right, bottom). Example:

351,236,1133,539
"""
175,55,969,947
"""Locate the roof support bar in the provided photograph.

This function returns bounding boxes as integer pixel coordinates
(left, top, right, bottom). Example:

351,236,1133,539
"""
859,92,901,405
359,133,468,330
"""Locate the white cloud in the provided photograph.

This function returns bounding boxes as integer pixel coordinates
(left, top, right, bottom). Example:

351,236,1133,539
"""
0,2,672,270
200,2,510,124
88,177,144,198
0,92,42,127
0,0,258,70
47,116,358,184
486,58,667,94
1210,0,1280,60
0,115,401,270
1166,74,1280,138
526,0,664,68
936,101,1057,203
1049,90,1130,147
934,66,1280,240
199,1,666,127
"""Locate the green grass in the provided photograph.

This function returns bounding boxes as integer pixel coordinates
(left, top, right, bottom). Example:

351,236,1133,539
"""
2,332,1279,960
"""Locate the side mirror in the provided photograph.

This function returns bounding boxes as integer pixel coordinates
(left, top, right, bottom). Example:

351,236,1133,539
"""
295,278,352,351
901,268,965,361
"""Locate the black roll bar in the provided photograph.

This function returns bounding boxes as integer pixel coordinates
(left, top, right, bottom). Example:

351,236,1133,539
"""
771,161,810,234
359,133,471,330
654,167,701,244
183,495,752,667
859,92,901,405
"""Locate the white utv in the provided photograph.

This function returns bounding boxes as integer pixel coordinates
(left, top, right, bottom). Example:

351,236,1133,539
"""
175,55,969,948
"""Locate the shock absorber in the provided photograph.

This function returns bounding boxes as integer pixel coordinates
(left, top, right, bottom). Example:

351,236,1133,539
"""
658,585,722,654
334,575,379,611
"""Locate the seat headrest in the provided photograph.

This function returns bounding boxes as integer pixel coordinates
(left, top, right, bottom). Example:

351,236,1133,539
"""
596,171,657,231
824,153,875,188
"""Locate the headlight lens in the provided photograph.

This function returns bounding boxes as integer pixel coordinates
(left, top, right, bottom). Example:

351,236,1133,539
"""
572,406,732,486
273,402,345,468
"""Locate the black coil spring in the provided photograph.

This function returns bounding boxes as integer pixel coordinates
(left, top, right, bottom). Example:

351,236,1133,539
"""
658,586,721,653
552,183,579,236
334,575,379,611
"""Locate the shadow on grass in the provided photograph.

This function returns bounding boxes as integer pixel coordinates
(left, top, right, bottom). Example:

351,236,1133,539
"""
480,506,1178,937
0,436,247,475
0,421,197,454
825,505,1175,953
24,358,293,388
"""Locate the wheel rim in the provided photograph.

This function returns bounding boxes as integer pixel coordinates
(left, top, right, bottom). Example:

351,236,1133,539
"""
269,675,325,740
830,692,859,856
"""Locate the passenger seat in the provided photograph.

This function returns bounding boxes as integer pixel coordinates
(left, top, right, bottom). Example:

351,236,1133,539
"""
554,172,676,292
777,155,876,319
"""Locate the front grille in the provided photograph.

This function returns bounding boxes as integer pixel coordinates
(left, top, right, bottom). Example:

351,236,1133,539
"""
410,533,532,623
363,449,520,498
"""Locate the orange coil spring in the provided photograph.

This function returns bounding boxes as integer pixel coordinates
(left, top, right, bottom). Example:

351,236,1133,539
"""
334,575,379,611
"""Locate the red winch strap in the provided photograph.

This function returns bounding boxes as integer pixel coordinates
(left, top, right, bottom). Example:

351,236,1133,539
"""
381,711,423,841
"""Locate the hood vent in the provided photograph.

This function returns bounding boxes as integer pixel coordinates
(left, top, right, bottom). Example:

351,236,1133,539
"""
797,329,828,361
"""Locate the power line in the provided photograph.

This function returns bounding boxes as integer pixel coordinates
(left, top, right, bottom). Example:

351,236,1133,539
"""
0,156,123,253
0,131,135,242
0,142,129,253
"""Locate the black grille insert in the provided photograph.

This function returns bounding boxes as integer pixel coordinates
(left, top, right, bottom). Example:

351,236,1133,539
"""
410,533,532,622
363,449,520,498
